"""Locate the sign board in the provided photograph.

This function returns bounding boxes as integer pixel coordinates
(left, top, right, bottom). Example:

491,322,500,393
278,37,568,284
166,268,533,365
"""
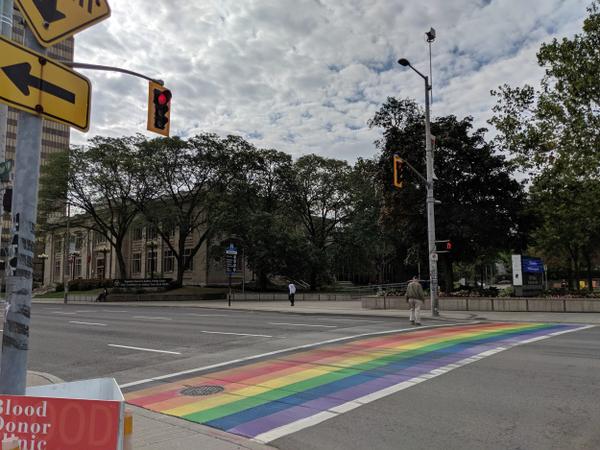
430,252,438,262
113,278,171,289
521,257,544,273
15,0,111,48
0,378,124,450
225,244,237,274
0,36,91,131
511,254,522,286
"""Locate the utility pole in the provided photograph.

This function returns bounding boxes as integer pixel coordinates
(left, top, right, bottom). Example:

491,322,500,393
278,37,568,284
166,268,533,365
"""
397,57,440,317
0,23,45,394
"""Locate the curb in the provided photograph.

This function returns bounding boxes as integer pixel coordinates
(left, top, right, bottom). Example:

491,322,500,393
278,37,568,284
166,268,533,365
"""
27,371,64,385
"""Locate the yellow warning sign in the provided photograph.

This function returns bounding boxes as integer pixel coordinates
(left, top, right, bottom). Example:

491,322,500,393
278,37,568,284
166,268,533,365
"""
15,0,111,48
0,36,91,131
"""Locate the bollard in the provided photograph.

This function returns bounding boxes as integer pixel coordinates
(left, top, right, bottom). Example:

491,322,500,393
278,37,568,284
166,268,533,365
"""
123,409,133,450
2,438,21,450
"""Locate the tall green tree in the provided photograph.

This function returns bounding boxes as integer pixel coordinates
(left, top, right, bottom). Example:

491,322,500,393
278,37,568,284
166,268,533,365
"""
133,133,234,287
370,98,527,291
286,154,354,289
490,1,600,289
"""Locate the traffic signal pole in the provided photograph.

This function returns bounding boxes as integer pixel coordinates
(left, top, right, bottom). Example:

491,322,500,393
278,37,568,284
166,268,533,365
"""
0,24,45,394
424,75,439,317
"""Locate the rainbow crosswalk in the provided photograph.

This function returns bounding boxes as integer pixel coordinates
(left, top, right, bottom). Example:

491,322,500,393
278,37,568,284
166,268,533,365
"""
125,322,589,442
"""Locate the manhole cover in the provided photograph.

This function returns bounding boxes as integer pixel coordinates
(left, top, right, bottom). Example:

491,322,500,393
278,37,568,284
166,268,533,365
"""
180,385,224,396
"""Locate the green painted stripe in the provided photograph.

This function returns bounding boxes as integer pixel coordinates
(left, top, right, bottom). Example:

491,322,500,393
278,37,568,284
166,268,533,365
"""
183,323,550,423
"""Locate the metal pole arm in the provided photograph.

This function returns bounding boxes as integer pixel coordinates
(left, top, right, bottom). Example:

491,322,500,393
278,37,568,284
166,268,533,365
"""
56,61,164,86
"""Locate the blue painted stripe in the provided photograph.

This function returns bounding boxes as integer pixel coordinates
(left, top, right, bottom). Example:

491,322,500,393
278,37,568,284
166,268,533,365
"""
206,324,565,430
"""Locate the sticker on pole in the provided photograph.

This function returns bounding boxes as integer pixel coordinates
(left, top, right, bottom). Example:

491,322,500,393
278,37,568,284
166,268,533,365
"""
14,0,111,48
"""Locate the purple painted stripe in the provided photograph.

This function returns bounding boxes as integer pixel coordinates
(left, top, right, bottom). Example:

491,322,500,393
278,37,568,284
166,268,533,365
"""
229,327,574,438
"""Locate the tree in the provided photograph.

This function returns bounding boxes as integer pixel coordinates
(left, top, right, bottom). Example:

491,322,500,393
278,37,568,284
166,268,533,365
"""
370,98,527,291
45,136,148,278
133,134,234,287
489,1,600,290
286,154,354,289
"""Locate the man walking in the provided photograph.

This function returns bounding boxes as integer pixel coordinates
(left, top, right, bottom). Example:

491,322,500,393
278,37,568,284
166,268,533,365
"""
405,276,425,326
288,282,296,306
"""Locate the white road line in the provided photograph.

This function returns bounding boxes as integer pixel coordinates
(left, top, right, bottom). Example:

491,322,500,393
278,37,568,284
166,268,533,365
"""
52,312,77,315
69,321,107,327
103,310,129,313
132,316,172,321
269,322,337,328
120,322,458,389
108,344,181,355
200,331,273,338
187,313,229,317
76,310,100,313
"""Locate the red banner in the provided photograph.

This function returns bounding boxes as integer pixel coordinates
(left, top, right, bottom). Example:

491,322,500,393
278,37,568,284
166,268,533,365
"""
0,395,121,450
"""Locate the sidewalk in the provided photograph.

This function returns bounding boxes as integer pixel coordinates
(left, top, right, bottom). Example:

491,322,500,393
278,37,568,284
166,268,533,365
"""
33,297,600,324
26,372,274,450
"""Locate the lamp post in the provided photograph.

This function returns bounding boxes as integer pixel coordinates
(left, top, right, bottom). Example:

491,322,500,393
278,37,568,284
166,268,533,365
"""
37,253,48,286
397,57,439,317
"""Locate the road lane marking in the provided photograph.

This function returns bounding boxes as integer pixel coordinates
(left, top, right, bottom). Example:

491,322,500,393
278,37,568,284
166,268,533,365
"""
200,331,273,338
69,321,107,327
52,312,77,315
120,323,456,389
133,316,172,321
269,322,337,328
187,313,229,317
108,344,181,355
103,309,129,313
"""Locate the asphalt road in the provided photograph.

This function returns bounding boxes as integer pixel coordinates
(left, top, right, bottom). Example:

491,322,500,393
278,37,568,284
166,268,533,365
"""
273,325,600,450
22,303,600,450
26,303,412,385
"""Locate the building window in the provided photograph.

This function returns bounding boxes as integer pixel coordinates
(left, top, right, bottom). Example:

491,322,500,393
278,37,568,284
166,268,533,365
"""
131,253,141,274
95,232,106,244
146,249,157,277
132,226,143,241
146,225,158,240
183,248,194,272
74,257,82,278
54,259,61,277
53,238,62,254
163,250,174,273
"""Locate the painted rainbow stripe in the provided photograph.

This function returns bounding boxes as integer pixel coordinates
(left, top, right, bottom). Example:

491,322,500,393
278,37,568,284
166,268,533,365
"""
126,322,588,442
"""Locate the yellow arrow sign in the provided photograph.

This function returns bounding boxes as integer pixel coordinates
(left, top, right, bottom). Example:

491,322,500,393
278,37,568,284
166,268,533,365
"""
15,0,111,48
0,36,91,131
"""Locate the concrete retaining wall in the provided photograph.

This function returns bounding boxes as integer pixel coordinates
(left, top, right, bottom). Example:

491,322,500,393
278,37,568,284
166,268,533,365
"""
362,296,600,313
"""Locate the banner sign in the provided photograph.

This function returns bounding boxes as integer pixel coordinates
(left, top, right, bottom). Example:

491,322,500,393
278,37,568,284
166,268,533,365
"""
0,395,120,449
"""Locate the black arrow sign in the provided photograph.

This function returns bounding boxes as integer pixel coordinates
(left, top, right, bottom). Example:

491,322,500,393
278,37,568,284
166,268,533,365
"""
1,62,75,104
32,0,66,24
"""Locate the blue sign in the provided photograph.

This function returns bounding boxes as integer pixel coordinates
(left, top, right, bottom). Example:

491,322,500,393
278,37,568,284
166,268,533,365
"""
522,257,544,273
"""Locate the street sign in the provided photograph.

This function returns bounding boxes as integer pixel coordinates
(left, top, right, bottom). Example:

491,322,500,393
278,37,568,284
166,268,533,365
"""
0,36,91,131
225,244,238,274
14,0,111,48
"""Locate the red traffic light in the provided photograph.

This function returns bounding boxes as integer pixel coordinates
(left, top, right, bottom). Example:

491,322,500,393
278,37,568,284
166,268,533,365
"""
157,92,169,106
446,241,453,251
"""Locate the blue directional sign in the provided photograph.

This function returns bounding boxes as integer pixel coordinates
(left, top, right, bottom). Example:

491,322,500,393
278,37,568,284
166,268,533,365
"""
225,244,238,275
522,257,544,273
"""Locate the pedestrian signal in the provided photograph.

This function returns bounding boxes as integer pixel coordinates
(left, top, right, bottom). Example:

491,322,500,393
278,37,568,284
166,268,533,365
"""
147,81,172,136
393,155,404,188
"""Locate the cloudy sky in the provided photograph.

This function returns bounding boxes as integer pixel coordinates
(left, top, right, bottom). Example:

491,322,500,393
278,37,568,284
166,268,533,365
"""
72,0,590,162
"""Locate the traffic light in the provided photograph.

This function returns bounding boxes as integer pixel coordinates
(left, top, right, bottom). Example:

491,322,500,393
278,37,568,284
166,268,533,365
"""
446,241,453,251
147,81,172,136
435,240,452,253
393,155,404,188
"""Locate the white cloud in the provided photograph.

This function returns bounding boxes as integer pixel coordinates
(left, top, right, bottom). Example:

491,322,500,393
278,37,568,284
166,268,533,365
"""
70,0,590,162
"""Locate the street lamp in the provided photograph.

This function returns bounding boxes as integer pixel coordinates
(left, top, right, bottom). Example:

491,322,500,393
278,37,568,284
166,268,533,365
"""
397,57,439,317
